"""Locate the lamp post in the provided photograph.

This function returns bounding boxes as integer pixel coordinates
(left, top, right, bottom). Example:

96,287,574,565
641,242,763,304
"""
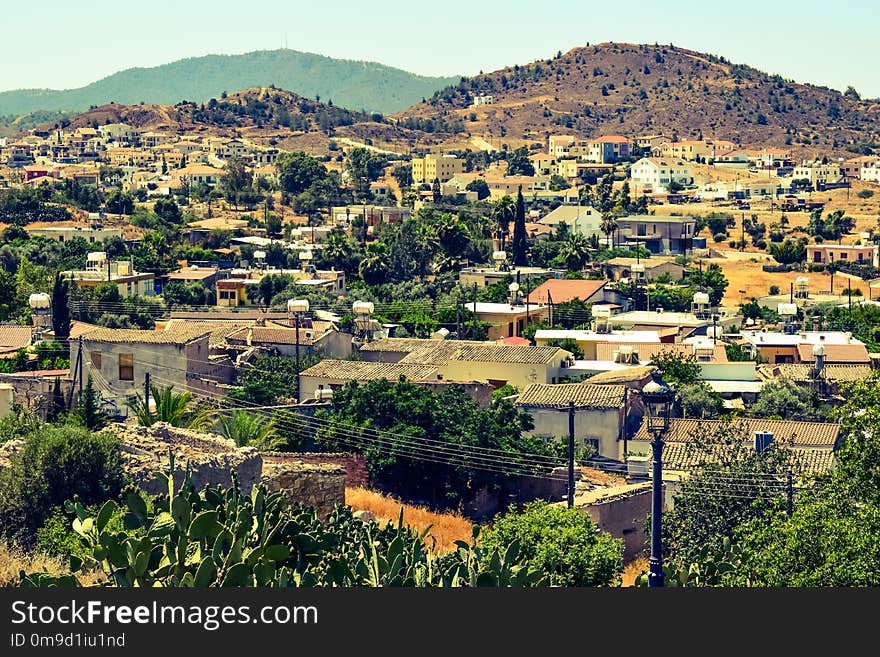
641,379,674,588
288,299,309,402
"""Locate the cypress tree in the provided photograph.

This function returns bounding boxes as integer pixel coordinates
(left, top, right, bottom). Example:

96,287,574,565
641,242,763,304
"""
48,376,66,421
51,272,71,339
512,185,528,266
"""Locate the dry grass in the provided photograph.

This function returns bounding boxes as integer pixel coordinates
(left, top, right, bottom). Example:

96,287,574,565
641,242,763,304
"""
621,556,648,587
0,543,105,587
345,487,474,553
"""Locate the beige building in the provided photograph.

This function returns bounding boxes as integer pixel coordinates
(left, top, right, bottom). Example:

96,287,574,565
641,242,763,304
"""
470,302,549,340
26,224,123,244
411,154,464,184
298,360,439,402
356,338,573,389
792,162,842,186
63,252,154,298
515,382,636,459
74,326,232,409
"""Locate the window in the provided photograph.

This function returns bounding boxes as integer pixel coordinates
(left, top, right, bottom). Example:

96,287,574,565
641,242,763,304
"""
91,352,101,370
119,353,134,381
840,253,848,260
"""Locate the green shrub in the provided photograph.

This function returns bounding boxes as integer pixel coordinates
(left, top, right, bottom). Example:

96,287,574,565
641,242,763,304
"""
713,232,728,242
0,424,125,546
480,500,623,587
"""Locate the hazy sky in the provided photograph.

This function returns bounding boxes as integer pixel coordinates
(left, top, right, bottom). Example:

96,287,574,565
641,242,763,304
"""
2,0,878,97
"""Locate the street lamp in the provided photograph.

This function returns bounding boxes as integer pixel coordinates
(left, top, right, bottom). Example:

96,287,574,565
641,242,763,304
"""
287,299,309,402
641,379,675,588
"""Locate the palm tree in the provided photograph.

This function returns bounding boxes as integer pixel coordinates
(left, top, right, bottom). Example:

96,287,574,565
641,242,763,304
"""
558,233,591,272
600,212,619,250
127,384,214,430
218,410,282,450
492,195,516,250
358,242,390,285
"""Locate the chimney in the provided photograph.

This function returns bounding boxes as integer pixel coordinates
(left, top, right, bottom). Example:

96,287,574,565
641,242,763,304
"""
754,431,773,454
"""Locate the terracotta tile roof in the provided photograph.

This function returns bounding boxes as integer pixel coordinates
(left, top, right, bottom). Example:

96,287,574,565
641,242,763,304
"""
0,326,33,349
300,360,438,381
526,279,606,305
450,344,566,364
796,343,870,364
632,417,839,447
80,327,210,345
586,365,657,384
516,382,626,409
68,321,102,339
358,338,463,353
759,363,873,384
161,320,253,348
594,342,728,363
226,326,318,346
592,135,629,144
497,336,531,346
659,441,834,475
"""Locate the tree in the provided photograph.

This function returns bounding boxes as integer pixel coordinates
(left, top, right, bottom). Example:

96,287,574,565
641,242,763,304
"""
677,382,723,419
127,384,211,429
549,174,571,191
220,157,254,208
315,380,564,511
492,196,516,250
465,178,490,200
480,501,623,586
277,151,328,195
431,178,441,203
265,213,282,237
0,423,124,546
557,233,590,272
47,377,66,422
662,419,794,566
747,378,823,421
544,337,584,359
599,212,618,248
217,410,282,450
51,272,70,339
153,197,182,225
229,355,305,406
77,375,108,430
651,351,702,386
391,164,413,189
161,281,211,307
687,262,728,306
346,147,386,200
511,186,528,266
359,242,391,286
768,239,806,265
506,147,535,177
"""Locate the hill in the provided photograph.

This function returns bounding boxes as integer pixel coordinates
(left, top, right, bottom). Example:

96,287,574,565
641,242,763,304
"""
396,42,880,155
0,49,458,117
47,87,436,157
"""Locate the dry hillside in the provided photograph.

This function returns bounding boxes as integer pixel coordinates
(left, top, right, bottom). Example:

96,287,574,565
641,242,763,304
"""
397,42,880,156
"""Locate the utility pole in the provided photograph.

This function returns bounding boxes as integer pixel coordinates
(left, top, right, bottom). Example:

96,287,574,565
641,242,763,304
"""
144,371,151,414
68,337,83,411
77,336,84,403
295,312,301,402
567,400,575,509
786,471,794,518
848,278,852,311
472,282,478,340
547,290,554,327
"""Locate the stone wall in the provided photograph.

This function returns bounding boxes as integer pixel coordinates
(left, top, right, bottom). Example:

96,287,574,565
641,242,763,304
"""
579,483,652,562
263,451,369,488
261,462,346,517
108,422,263,495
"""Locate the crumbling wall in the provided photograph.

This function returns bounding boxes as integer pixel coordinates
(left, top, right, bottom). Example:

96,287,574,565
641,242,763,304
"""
108,422,263,495
263,451,369,488
261,463,346,517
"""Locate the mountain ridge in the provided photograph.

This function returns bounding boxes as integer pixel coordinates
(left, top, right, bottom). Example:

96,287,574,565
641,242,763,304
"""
0,49,459,117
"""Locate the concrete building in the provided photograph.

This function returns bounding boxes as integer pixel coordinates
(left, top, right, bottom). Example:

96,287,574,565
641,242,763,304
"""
739,330,865,365
469,302,550,340
791,161,842,187
515,382,637,459
614,216,697,254
25,224,124,244
629,157,693,192
411,154,464,184
73,326,232,409
537,204,601,237
806,244,879,268
63,252,154,298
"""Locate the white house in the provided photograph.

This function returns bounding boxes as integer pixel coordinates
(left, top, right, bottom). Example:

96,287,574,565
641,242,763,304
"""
629,157,693,192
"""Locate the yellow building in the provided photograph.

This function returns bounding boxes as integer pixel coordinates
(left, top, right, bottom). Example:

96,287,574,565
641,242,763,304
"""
412,154,464,184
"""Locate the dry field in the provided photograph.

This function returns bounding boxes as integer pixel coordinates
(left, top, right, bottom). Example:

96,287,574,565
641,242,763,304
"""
0,543,103,587
345,487,474,553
